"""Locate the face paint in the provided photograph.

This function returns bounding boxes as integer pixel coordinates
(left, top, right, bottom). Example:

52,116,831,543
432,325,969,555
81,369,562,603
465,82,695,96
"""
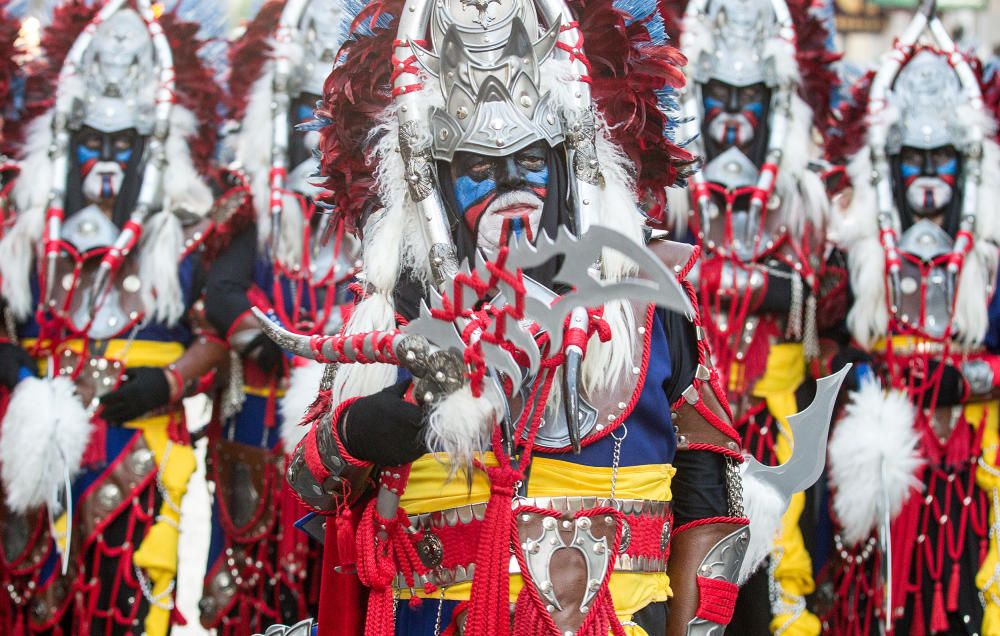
703,80,765,150
900,145,958,217
76,127,137,204
450,142,550,257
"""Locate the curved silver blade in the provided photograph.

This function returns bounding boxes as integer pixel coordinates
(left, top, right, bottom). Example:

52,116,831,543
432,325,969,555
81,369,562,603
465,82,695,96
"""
743,365,851,498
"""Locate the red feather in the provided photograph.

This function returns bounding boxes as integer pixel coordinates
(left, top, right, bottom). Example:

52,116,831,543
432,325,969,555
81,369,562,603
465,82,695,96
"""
0,7,21,154
227,0,287,121
318,0,693,230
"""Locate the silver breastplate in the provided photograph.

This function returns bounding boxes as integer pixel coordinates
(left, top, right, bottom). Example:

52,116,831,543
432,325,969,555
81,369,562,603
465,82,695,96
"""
892,219,955,339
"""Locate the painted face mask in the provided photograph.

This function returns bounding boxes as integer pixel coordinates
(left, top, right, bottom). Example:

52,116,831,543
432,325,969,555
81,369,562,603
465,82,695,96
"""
77,127,137,205
449,142,550,258
899,145,958,217
703,80,766,150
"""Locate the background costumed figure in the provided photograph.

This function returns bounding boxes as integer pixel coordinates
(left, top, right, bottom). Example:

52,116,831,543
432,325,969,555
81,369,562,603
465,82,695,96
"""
257,0,846,634
197,0,360,631
0,0,246,633
823,2,1000,634
664,0,841,632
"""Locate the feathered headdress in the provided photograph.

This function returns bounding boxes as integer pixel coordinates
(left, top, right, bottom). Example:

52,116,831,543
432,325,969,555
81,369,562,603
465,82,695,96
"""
312,0,693,443
667,0,838,237
0,0,222,325
228,0,351,267
828,6,1000,348
0,7,22,156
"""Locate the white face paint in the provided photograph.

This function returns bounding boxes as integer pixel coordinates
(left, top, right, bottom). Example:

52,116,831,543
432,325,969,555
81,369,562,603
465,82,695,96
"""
81,160,126,205
707,112,756,149
475,190,545,258
905,176,954,216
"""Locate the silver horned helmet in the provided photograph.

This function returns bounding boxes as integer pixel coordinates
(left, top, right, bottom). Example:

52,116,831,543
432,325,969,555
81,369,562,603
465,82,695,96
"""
392,0,600,286
296,0,346,97
75,9,156,134
887,49,967,153
690,0,788,88
411,4,562,160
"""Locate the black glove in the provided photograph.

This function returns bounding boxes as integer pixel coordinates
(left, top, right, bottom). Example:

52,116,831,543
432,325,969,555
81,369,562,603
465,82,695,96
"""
245,332,285,375
905,360,967,408
340,380,426,466
0,343,37,389
100,367,171,425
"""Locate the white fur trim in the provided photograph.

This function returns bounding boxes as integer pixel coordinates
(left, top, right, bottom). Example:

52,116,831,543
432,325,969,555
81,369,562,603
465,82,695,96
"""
738,468,786,584
828,378,923,547
426,384,502,475
280,360,326,451
162,106,214,218
138,211,185,325
0,377,93,513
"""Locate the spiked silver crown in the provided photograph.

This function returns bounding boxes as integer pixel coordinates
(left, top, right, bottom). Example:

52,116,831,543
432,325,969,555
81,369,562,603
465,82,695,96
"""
888,50,966,152
411,1,563,160
297,0,345,97
693,0,782,87
75,9,156,134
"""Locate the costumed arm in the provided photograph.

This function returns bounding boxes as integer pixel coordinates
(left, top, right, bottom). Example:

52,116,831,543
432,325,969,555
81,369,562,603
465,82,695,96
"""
204,224,285,374
286,380,426,513
654,242,751,636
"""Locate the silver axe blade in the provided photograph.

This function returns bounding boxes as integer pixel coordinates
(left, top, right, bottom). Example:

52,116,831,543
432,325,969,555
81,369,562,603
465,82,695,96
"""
504,226,695,452
743,365,851,499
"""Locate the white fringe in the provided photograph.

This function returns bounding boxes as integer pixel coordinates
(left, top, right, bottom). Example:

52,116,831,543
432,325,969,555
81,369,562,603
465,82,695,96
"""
280,360,326,451
138,211,185,325
162,106,213,218
739,468,787,584
828,378,923,547
425,384,502,476
0,377,92,513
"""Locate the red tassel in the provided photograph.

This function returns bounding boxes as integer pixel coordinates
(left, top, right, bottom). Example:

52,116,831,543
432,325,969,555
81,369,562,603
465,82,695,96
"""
930,582,949,634
353,500,399,636
336,509,356,565
318,515,364,636
462,465,522,636
170,606,188,626
911,586,926,636
946,562,961,612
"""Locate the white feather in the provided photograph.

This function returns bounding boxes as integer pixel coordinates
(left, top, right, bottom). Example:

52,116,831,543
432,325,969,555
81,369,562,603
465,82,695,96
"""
138,211,185,325
0,377,93,513
0,206,42,321
162,106,214,218
828,378,923,546
280,360,326,451
844,236,888,349
738,468,786,584
426,384,502,475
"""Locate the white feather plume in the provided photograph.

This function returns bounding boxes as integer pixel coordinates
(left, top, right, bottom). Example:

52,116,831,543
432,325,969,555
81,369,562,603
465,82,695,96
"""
1,377,93,513
738,468,787,584
828,378,923,547
138,211,185,325
426,384,503,475
280,360,326,451
162,106,214,218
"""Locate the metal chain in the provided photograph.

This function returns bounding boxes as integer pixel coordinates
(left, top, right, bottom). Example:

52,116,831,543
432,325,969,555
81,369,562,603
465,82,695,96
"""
609,422,628,502
154,441,181,516
725,458,745,518
133,563,175,611
433,590,445,636
3,305,17,344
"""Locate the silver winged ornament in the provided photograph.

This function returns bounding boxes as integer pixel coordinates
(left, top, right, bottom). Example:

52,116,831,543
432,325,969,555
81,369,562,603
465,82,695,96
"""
254,225,694,455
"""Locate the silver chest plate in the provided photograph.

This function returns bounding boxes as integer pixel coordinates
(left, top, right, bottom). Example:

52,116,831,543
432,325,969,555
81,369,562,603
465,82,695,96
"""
894,219,955,339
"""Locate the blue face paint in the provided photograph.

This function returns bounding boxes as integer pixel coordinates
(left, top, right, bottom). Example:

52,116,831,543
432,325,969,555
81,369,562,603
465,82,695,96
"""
936,158,957,177
76,144,100,168
453,175,498,217
296,103,314,123
900,162,921,180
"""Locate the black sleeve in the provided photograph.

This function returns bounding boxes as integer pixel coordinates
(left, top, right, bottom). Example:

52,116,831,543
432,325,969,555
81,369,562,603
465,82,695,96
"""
659,307,699,404
204,225,257,335
659,307,730,525
671,451,729,526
